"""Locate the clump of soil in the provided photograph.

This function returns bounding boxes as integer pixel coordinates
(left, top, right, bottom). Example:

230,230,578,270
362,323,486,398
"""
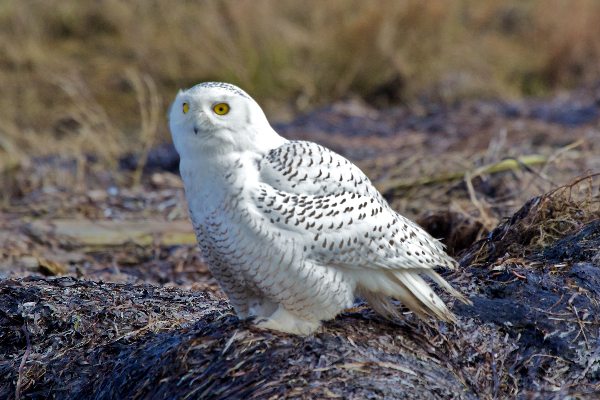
461,173,600,267
453,174,600,399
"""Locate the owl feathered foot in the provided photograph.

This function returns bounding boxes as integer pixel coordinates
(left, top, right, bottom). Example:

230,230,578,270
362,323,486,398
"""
255,307,321,336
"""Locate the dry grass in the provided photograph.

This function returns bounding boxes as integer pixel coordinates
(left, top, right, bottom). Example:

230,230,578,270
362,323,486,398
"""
461,172,600,267
1,0,600,188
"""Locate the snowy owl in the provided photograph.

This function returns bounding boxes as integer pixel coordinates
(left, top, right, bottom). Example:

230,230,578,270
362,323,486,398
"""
169,82,469,335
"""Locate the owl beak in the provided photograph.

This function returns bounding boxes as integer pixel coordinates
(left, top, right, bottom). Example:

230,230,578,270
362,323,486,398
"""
193,126,198,135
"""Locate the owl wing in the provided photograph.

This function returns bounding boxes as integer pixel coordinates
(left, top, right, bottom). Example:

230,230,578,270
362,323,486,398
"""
257,140,452,269
259,140,384,201
256,140,468,321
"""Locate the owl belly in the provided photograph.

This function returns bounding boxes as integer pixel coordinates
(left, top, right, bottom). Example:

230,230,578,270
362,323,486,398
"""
190,187,354,323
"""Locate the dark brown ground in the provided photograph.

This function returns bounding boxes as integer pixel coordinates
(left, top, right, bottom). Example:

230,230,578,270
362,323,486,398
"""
2,85,600,399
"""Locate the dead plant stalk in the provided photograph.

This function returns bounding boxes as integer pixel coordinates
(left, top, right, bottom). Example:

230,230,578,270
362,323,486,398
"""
15,323,32,400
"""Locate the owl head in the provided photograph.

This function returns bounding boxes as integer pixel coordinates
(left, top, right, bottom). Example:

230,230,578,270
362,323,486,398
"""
169,82,283,158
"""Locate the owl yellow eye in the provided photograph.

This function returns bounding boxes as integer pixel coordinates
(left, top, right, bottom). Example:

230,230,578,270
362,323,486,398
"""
213,103,230,115
183,103,189,114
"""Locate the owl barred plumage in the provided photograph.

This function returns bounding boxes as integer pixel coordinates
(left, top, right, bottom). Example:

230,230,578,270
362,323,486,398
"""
169,82,470,335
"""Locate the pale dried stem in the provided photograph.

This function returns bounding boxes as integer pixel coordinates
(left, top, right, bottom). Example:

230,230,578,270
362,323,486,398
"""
464,171,497,231
15,323,32,400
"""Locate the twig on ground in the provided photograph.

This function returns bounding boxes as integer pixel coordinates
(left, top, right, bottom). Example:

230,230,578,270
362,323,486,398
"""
383,154,548,192
15,322,32,400
539,139,585,178
576,332,600,384
490,340,499,399
465,171,497,230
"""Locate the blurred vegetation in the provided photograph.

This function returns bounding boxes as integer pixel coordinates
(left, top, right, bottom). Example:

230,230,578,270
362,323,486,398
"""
1,0,600,170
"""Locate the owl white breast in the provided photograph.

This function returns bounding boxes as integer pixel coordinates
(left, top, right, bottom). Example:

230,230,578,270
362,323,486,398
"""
169,82,469,335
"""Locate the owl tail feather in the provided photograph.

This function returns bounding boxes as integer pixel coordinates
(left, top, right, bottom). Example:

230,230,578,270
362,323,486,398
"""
354,269,471,324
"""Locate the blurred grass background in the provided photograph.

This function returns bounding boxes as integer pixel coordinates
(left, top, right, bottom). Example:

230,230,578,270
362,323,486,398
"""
1,0,600,186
